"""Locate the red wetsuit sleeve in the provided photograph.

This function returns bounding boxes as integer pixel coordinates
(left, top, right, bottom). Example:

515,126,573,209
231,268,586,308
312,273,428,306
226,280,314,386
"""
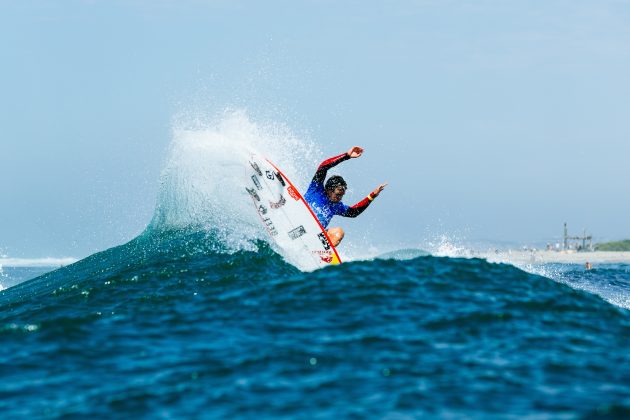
311,153,350,185
341,196,372,218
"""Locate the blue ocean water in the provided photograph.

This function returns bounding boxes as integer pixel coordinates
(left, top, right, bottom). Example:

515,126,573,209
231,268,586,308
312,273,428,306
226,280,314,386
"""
1,227,630,418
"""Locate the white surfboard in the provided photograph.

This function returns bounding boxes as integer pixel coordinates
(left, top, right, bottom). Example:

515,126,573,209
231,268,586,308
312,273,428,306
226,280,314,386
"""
246,155,342,271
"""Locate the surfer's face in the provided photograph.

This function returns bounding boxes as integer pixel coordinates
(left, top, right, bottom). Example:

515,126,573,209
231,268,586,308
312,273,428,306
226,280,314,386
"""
327,186,346,203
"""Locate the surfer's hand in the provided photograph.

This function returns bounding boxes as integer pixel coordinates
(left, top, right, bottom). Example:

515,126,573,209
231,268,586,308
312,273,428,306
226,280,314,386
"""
371,183,387,198
347,146,363,158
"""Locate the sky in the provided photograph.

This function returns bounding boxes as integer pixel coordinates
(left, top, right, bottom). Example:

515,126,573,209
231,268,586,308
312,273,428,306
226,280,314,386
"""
1,0,629,258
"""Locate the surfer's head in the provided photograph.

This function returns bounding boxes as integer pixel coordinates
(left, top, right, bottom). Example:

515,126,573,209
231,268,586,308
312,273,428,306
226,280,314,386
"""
325,176,347,203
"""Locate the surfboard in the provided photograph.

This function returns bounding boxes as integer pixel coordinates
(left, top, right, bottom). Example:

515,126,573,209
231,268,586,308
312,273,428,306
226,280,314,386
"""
246,155,342,271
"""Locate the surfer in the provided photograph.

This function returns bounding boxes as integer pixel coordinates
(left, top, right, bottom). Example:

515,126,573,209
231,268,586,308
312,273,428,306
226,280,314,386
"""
304,146,387,247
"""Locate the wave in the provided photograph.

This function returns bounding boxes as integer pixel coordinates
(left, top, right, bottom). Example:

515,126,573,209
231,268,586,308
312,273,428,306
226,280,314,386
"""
0,224,616,319
2,231,628,418
393,236,630,311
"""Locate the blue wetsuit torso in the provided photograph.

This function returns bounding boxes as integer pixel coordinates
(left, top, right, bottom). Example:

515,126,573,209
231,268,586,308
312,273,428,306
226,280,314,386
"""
304,153,372,229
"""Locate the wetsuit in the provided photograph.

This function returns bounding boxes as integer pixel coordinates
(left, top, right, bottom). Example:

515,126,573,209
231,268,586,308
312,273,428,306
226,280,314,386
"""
304,153,373,228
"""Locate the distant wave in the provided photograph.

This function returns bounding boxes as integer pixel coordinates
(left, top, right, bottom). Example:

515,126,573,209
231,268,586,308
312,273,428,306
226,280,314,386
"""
0,257,77,267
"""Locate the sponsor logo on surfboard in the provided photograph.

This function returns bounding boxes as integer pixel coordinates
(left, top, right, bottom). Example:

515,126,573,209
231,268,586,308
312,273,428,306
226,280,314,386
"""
311,250,337,264
317,232,331,250
275,172,286,186
270,195,286,209
258,205,268,215
251,175,262,190
320,255,333,263
287,186,300,201
262,217,278,236
288,225,306,240
246,187,260,201
265,170,275,180
250,161,262,176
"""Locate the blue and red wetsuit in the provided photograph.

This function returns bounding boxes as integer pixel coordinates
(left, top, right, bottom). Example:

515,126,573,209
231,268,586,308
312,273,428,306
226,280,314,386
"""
304,153,372,229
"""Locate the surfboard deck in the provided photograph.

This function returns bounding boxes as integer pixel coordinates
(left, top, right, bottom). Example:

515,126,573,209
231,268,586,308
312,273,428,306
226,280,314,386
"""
246,155,341,271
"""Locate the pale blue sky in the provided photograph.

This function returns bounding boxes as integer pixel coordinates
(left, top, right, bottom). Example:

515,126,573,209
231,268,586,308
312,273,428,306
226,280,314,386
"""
1,0,629,258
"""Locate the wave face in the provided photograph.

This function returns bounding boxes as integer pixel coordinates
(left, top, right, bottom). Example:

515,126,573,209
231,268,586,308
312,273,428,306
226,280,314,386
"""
1,227,630,418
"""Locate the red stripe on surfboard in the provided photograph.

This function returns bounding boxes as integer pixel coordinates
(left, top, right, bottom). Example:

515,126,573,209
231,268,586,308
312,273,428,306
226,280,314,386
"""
266,158,342,265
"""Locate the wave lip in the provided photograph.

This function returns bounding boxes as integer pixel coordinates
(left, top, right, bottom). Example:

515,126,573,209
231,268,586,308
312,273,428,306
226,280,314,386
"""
0,257,77,268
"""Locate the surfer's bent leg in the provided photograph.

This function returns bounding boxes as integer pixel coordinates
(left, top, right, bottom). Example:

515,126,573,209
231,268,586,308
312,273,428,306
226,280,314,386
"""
327,227,344,247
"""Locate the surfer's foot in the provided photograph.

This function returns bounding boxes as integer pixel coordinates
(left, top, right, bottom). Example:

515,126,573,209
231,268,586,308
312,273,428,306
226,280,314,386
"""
327,227,344,247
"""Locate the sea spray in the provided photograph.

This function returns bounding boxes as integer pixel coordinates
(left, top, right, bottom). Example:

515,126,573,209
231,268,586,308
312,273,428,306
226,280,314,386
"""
149,110,321,254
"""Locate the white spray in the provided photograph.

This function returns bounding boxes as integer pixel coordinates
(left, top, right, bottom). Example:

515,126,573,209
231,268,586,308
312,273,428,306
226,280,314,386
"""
149,109,321,252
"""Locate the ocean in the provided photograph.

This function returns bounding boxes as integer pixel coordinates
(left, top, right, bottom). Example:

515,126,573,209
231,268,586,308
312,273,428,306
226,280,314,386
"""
1,230,630,418
2,114,629,418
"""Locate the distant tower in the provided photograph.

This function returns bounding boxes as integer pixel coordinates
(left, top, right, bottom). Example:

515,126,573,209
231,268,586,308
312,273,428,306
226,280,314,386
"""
562,222,593,252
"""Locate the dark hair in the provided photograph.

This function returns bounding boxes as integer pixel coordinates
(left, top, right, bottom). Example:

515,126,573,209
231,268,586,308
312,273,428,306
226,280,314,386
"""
325,175,347,191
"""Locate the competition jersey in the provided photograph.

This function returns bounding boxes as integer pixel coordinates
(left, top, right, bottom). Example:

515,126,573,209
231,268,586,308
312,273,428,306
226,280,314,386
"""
304,153,372,229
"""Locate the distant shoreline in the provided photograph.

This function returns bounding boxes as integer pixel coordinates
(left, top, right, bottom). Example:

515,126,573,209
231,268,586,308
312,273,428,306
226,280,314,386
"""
2,251,629,269
479,250,630,265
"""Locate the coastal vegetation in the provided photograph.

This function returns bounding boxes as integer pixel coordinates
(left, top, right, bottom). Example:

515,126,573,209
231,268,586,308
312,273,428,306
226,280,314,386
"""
595,240,630,251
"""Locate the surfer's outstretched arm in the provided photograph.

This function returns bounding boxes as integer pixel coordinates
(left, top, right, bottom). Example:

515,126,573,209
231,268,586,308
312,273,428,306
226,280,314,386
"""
341,183,387,218
310,146,364,185
341,197,371,218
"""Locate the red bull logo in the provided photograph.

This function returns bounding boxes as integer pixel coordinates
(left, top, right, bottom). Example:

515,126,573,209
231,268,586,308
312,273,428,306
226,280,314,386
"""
287,186,300,201
312,250,339,265
320,255,333,263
